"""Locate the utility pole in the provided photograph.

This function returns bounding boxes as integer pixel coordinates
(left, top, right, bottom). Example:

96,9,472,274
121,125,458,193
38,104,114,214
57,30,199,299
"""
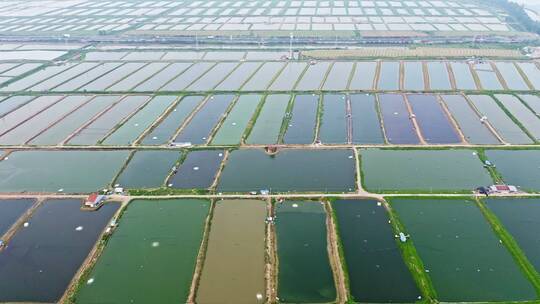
289,32,293,59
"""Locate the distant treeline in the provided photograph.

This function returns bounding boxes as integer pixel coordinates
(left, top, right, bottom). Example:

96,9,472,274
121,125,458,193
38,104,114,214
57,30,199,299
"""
480,0,540,34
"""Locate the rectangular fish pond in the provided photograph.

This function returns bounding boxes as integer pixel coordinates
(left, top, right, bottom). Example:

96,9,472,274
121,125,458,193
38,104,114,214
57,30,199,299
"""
407,94,461,144
174,94,235,145
211,94,261,145
391,198,536,302
283,94,318,144
359,149,493,192
377,61,400,91
332,199,420,303
115,150,181,189
0,150,129,193
29,95,120,145
449,62,477,90
468,95,533,144
403,61,425,91
440,95,499,145
318,94,348,144
484,198,540,274
102,95,177,145
0,199,119,303
494,94,540,141
0,198,34,236
350,94,385,144
141,95,203,145
485,149,540,192
196,199,266,303
378,94,419,144
217,149,356,193
167,150,225,189
67,95,149,145
74,199,209,304
426,62,452,90
349,62,377,90
275,200,336,303
246,94,290,145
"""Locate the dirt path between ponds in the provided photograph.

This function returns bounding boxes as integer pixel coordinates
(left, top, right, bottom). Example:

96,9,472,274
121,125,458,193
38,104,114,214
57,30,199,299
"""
324,201,348,303
265,198,278,303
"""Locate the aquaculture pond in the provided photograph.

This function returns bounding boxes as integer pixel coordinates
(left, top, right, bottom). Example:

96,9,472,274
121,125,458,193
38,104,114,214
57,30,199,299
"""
0,95,90,145
378,61,400,90
283,94,318,144
392,198,536,302
141,95,203,145
295,62,331,91
349,62,376,90
495,94,540,140
495,62,529,90
333,199,420,302
12,63,89,92
75,199,209,304
196,199,266,303
159,62,215,91
516,62,540,89
0,64,73,92
80,63,146,91
269,62,307,91
211,94,261,145
468,95,533,144
0,95,63,134
485,198,540,272
29,95,119,145
360,149,492,192
242,62,285,91
427,62,452,90
519,94,540,114
0,150,129,193
408,94,460,144
108,62,169,91
218,149,355,193
103,95,177,145
440,95,499,144
350,94,384,144
246,94,289,144
30,63,99,91
53,62,123,91
319,94,347,144
275,201,336,303
473,63,504,90
134,62,192,91
485,149,540,192
116,150,180,189
168,150,224,189
378,94,419,144
0,199,118,303
0,95,34,117
187,62,238,91
174,94,234,145
68,95,148,145
323,62,353,90
403,61,424,91
216,62,262,91
450,62,477,90
0,199,33,236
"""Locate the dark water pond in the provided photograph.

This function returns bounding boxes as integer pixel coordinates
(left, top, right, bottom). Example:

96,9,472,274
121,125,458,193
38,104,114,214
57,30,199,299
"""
0,199,118,302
